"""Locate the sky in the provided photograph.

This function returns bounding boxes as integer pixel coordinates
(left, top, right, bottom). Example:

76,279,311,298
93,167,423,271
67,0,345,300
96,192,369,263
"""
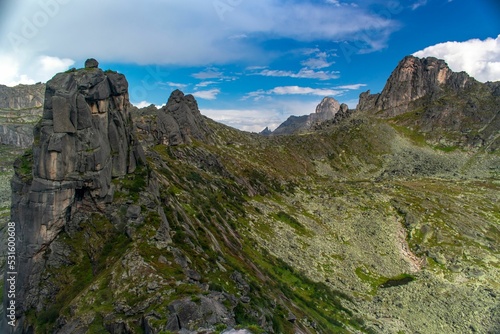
0,0,499,132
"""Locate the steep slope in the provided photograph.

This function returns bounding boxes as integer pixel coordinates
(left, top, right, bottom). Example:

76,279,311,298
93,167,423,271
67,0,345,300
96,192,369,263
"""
3,56,500,334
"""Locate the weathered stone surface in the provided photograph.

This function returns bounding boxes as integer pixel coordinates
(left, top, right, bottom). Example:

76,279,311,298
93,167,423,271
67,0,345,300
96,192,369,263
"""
52,95,76,133
165,295,235,332
84,58,99,69
5,59,145,333
107,72,128,95
157,89,213,146
75,94,92,129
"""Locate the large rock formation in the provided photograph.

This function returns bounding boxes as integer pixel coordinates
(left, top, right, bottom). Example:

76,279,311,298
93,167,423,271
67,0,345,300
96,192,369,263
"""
357,56,472,116
357,56,500,150
272,97,348,135
157,89,212,145
5,59,144,333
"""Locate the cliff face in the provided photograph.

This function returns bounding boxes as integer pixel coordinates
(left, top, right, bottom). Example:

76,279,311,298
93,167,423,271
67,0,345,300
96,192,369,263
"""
0,84,45,110
0,84,45,148
358,56,472,116
6,59,144,332
358,56,500,150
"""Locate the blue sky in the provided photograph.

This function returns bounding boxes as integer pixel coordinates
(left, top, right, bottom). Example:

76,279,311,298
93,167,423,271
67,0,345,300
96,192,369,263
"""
0,0,499,131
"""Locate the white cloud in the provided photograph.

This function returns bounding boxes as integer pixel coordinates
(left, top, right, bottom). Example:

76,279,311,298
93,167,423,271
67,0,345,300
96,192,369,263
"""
413,35,500,82
191,89,220,100
0,53,74,86
335,83,366,90
134,101,157,108
301,51,336,69
244,86,344,100
195,81,218,88
270,86,343,96
0,0,399,67
253,68,340,80
161,81,188,89
192,68,225,79
326,0,341,6
411,0,428,10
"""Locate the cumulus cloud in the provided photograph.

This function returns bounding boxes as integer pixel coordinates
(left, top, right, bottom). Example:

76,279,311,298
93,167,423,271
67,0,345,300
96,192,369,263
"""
243,86,345,100
413,35,500,82
243,83,366,101
0,53,74,86
301,51,336,69
411,0,428,10
270,86,343,96
191,89,220,100
253,68,340,80
160,82,188,89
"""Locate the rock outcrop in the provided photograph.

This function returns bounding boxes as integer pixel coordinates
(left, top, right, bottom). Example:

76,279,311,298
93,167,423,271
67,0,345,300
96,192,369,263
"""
272,97,346,135
259,127,272,136
0,83,45,148
357,55,500,150
157,90,212,145
5,60,144,333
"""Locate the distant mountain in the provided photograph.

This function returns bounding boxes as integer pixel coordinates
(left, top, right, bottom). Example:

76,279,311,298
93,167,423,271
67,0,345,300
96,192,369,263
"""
272,97,349,135
0,83,45,148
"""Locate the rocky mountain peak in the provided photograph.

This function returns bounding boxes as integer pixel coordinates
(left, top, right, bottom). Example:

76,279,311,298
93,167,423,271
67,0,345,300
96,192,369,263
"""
272,96,346,135
315,96,341,115
157,89,212,145
359,55,473,116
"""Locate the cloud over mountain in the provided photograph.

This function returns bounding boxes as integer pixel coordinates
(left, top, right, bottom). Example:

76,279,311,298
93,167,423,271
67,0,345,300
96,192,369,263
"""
413,35,500,82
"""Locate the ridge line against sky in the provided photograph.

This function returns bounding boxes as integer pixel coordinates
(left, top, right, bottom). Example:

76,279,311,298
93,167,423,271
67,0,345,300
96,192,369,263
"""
0,0,499,132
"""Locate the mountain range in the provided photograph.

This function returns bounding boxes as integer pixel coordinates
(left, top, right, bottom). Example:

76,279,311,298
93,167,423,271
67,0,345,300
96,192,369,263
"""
0,55,499,334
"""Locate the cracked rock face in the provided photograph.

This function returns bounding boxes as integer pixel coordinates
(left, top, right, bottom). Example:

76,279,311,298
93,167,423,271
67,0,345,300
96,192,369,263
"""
358,56,472,116
157,89,213,146
5,60,144,332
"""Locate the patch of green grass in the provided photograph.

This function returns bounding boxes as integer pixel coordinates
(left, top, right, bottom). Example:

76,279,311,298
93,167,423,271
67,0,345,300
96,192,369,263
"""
33,213,131,332
355,268,415,294
14,148,33,182
274,211,310,236
433,144,459,152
